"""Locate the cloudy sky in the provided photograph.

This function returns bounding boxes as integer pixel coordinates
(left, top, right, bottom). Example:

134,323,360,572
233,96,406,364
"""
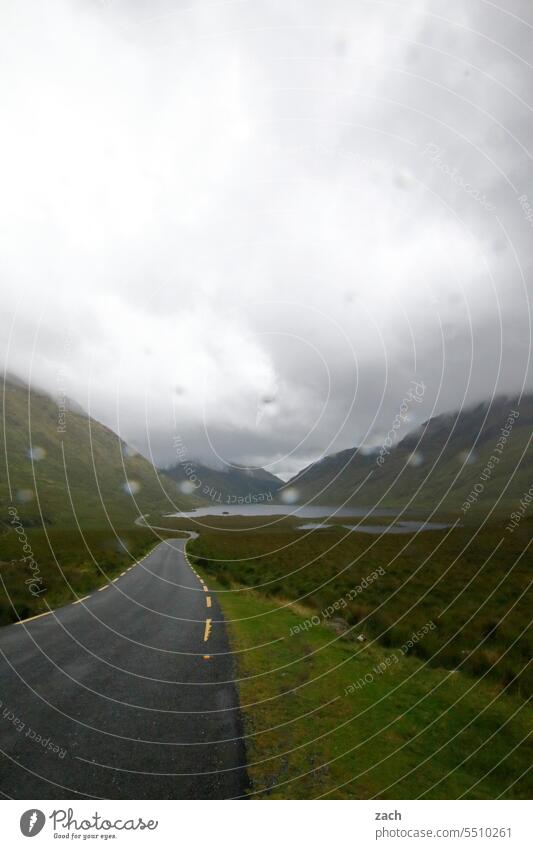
1,0,531,477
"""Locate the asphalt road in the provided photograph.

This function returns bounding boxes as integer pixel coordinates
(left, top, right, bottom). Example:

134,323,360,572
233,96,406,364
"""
0,538,248,799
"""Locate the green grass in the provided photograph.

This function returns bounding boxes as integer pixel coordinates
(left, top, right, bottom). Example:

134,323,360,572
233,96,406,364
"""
189,517,532,697
187,515,532,798
190,566,532,799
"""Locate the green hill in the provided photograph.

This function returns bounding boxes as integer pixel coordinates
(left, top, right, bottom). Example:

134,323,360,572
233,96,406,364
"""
0,376,203,624
283,395,533,516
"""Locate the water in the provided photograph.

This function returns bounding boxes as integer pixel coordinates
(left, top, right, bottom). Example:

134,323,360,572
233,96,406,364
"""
298,520,451,534
167,504,397,519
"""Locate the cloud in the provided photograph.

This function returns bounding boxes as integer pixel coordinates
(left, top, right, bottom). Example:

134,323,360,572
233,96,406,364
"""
1,0,531,477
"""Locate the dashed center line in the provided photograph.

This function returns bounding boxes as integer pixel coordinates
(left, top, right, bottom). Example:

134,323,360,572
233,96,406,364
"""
185,546,213,658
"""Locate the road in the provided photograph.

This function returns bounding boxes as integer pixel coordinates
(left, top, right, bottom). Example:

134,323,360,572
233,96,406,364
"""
0,537,248,799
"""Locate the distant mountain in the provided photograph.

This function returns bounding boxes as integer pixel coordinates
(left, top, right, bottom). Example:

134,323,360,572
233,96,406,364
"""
0,377,198,528
163,459,283,505
282,395,533,515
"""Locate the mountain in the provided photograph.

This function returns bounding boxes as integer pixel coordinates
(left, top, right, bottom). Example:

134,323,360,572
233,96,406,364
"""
163,459,284,505
282,394,533,515
0,377,198,528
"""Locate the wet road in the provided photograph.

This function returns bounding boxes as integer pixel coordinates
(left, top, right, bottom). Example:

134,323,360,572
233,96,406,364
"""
0,538,248,799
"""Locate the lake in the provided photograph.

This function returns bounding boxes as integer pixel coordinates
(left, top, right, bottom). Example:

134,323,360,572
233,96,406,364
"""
167,503,397,519
298,520,451,534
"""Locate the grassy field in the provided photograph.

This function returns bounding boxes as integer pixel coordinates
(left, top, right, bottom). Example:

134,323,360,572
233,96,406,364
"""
189,516,532,696
1,378,199,529
190,574,532,799
188,516,532,798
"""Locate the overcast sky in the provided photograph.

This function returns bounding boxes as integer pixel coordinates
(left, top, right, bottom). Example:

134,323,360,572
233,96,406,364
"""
1,0,532,477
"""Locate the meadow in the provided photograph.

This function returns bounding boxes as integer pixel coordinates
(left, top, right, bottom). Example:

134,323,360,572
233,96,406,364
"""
192,576,532,799
188,514,532,798
189,515,532,697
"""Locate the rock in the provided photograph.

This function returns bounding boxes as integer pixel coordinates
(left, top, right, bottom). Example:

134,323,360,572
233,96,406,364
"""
327,617,350,635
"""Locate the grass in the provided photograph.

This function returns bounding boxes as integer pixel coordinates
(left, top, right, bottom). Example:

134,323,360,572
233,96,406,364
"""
186,565,531,799
189,516,532,697
187,516,532,798
190,569,532,799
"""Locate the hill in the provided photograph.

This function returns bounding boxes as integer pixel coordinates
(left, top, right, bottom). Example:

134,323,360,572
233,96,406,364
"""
0,376,197,529
282,394,533,516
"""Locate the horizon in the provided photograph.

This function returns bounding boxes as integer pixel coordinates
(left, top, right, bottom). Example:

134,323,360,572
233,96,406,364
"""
5,370,529,482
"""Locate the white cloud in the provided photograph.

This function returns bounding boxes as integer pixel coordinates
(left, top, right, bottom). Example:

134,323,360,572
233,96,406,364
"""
1,0,531,476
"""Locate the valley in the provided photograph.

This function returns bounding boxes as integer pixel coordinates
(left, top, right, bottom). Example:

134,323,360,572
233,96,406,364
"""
0,377,531,799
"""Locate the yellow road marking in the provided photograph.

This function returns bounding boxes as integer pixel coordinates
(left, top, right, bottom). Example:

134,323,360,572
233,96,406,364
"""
202,585,208,592
15,610,51,625
98,585,108,592
203,618,212,642
206,596,212,608
112,577,119,583
120,571,126,576
73,595,90,605
203,655,211,660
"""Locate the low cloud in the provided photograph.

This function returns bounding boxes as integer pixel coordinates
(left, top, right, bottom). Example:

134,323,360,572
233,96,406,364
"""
1,0,531,477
